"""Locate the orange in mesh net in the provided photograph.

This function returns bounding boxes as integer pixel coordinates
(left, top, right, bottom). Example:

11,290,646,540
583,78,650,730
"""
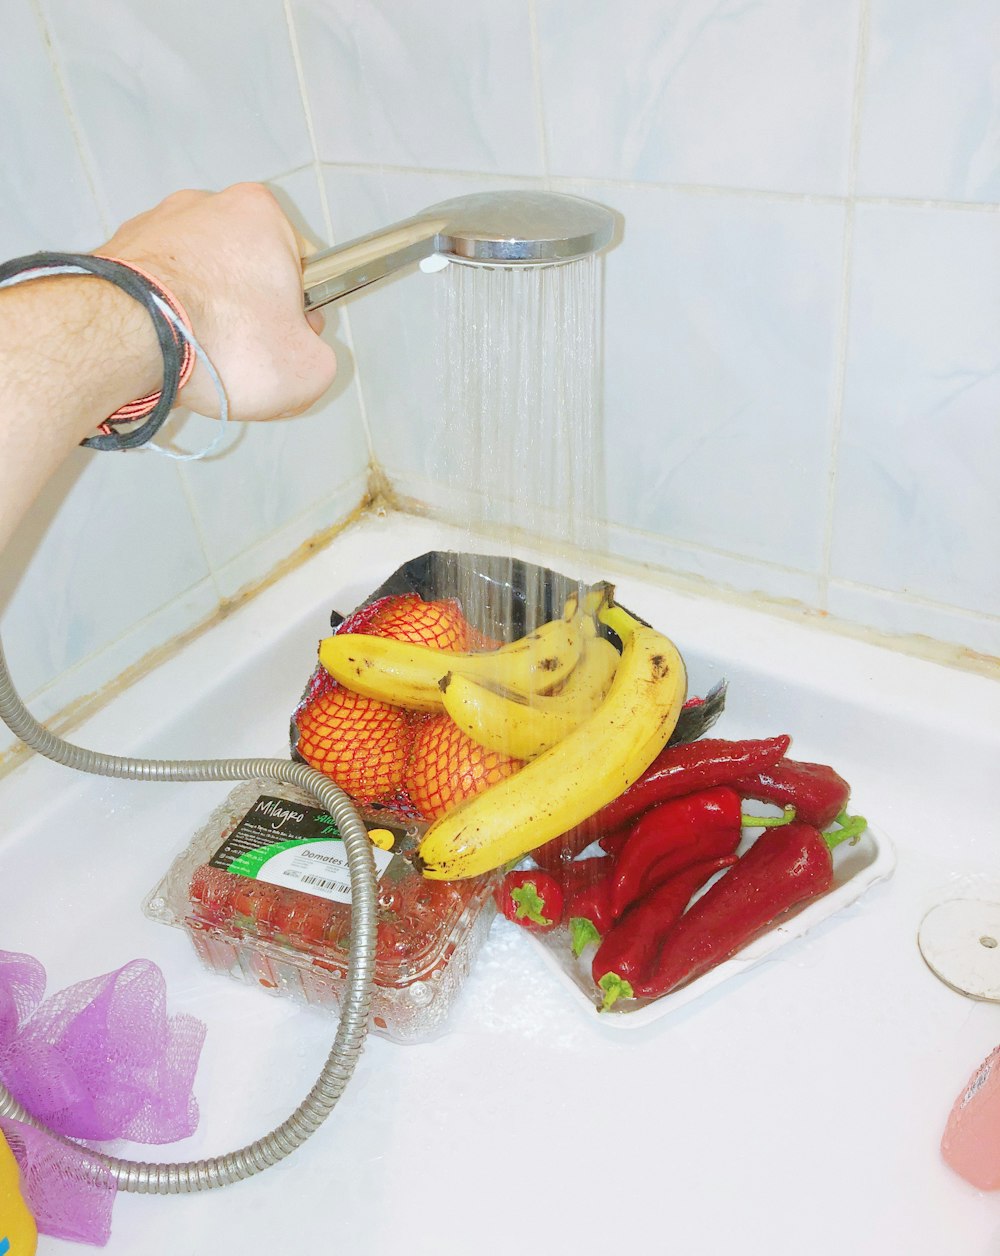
354,593,472,651
296,685,416,805
405,713,523,821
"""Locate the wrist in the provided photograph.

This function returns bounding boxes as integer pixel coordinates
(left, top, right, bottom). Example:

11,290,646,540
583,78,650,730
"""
0,274,163,442
91,256,196,429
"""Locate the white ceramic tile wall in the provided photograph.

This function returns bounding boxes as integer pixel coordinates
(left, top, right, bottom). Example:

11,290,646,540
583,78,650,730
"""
856,0,1000,203
831,204,1000,620
536,0,862,196
0,3,107,254
588,180,845,595
0,0,997,762
291,0,543,176
37,0,315,224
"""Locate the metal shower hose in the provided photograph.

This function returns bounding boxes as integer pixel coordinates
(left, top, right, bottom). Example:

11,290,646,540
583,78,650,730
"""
0,632,378,1193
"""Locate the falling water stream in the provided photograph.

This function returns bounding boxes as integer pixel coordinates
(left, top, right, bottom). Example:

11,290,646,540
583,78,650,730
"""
429,255,607,643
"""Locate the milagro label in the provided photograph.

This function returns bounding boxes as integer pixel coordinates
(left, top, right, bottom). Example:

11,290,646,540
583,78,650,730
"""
209,794,392,905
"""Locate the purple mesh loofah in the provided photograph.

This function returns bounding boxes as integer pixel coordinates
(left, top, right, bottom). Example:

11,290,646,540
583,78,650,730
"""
1,958,205,1143
0,950,45,1043
0,1116,115,1245
0,952,206,1244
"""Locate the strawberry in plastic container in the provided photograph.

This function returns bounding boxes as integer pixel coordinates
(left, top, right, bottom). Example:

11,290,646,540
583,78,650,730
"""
187,851,481,979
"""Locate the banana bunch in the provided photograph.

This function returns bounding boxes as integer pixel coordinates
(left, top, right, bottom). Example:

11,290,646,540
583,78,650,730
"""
318,597,587,713
415,601,687,880
440,626,621,760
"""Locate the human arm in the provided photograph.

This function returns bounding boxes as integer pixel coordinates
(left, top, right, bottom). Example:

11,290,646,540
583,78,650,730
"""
0,182,337,552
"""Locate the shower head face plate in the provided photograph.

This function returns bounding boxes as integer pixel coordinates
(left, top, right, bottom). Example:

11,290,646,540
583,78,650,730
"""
427,191,616,266
301,189,617,308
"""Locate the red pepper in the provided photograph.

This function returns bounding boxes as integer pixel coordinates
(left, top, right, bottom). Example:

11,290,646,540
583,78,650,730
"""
597,829,633,857
732,758,850,829
564,862,617,954
533,735,792,871
630,815,867,1001
496,870,564,932
608,787,744,919
594,855,737,1010
555,854,612,893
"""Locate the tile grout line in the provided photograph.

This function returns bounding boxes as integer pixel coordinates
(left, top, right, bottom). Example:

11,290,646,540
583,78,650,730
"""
12,574,220,710
281,0,334,245
827,575,1000,624
267,160,1000,215
819,0,872,608
402,480,1000,624
29,0,112,239
281,0,379,468
558,512,1000,640
210,472,370,599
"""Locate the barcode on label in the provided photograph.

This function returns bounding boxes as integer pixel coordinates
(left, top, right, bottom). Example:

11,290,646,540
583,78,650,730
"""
300,874,350,895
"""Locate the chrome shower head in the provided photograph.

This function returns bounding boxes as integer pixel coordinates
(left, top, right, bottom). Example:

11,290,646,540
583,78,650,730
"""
302,190,616,311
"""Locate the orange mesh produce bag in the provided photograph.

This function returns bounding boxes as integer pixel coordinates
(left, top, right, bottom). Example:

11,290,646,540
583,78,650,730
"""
291,592,506,818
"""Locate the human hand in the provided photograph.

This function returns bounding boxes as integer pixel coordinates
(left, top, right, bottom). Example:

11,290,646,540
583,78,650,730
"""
98,183,337,422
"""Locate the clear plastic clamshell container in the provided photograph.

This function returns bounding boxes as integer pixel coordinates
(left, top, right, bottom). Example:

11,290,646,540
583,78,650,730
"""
144,779,499,1043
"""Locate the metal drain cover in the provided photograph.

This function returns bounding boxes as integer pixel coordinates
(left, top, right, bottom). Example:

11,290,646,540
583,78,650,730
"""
918,899,1000,1001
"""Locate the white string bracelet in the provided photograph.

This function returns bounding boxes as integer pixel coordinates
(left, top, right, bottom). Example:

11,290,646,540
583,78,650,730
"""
146,294,230,462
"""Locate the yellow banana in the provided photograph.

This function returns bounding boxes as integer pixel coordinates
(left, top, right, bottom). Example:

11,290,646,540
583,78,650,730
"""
415,610,687,879
318,610,587,713
543,628,619,709
599,599,651,643
441,632,620,759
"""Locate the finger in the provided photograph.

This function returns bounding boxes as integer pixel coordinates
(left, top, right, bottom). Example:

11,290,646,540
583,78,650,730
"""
305,309,326,335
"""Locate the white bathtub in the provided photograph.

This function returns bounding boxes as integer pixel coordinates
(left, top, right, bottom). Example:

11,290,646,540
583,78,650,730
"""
3,511,1000,1255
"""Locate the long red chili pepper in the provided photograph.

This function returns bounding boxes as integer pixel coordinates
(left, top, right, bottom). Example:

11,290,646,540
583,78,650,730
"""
607,787,743,918
594,855,738,1010
556,854,612,894
628,814,868,1003
532,735,792,871
732,758,850,829
607,787,798,919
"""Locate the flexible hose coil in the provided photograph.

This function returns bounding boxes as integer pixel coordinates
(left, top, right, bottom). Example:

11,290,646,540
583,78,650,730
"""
0,633,378,1193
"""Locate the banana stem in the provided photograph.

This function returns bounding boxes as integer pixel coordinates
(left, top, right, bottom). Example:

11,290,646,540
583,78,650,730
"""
598,602,641,645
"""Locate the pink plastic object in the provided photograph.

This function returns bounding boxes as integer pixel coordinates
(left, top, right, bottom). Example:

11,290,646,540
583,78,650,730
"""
941,1044,1000,1190
0,950,206,1244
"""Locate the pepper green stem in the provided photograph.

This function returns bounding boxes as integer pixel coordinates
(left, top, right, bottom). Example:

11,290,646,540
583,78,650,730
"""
510,882,552,927
598,972,634,1011
742,805,796,829
570,916,601,957
825,811,868,851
